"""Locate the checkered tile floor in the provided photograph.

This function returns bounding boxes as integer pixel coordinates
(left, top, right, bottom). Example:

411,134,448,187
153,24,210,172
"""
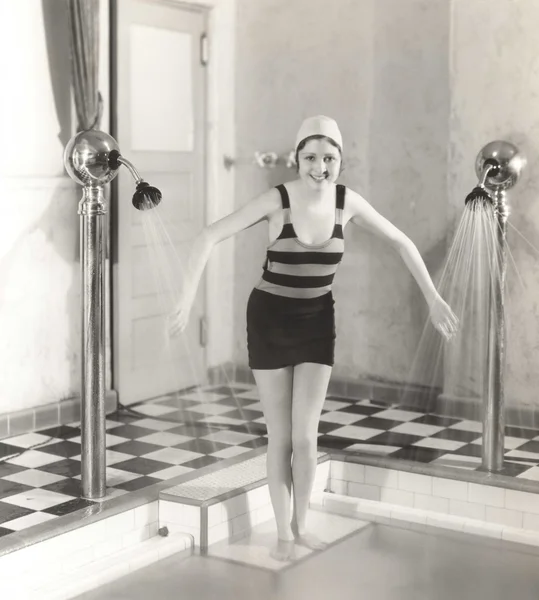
2,382,539,542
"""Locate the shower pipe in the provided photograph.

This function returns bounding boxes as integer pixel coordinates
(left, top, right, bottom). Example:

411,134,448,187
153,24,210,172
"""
466,141,525,473
64,128,161,499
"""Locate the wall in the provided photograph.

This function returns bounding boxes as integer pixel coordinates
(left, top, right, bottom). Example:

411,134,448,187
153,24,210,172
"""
367,0,450,382
232,0,539,411
232,0,450,384
2,0,539,417
233,0,374,379
0,0,110,413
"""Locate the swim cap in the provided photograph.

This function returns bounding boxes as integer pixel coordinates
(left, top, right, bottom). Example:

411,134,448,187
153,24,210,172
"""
294,115,343,152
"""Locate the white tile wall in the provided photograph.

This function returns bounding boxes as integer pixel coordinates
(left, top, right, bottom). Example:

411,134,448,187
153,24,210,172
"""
432,476,468,501
463,520,503,539
485,506,523,528
207,503,223,527
135,502,159,527
449,499,486,521
505,489,539,514
348,481,381,501
317,492,361,517
220,494,252,520
10,458,539,596
380,488,415,508
425,512,465,532
246,485,271,510
365,466,399,488
0,460,333,598
329,478,348,495
502,528,539,546
390,505,428,526
414,493,449,513
0,500,189,600
468,482,505,507
325,459,539,548
331,461,365,483
253,504,274,524
159,500,200,528
398,471,432,495
207,521,231,546
314,461,331,492
522,513,539,531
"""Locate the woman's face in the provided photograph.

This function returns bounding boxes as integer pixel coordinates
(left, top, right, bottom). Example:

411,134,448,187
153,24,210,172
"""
297,138,342,191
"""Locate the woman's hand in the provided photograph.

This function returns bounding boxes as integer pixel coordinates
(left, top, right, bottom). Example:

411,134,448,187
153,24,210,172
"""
429,293,459,341
169,296,193,337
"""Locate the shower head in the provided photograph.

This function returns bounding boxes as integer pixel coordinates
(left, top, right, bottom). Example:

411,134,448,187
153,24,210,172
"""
132,181,162,210
464,161,497,207
108,150,162,210
64,130,163,210
464,185,493,208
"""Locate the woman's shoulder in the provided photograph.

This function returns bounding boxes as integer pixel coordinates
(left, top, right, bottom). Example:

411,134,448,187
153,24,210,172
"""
250,186,282,216
280,179,298,193
340,186,370,222
341,185,366,204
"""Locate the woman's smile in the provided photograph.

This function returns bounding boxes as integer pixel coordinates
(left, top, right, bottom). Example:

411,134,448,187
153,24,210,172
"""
310,173,328,183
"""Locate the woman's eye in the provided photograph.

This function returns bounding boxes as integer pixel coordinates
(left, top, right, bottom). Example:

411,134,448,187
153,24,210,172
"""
324,157,335,162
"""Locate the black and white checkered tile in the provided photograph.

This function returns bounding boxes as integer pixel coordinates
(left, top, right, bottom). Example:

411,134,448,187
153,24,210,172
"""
1,382,539,542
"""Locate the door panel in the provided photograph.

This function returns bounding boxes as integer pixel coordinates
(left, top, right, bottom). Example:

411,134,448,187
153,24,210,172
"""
113,0,207,404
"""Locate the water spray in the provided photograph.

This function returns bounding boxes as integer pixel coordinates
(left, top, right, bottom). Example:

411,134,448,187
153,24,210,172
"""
64,128,162,499
465,141,525,473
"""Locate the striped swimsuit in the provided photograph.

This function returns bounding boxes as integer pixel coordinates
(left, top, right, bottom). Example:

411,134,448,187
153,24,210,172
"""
246,183,346,369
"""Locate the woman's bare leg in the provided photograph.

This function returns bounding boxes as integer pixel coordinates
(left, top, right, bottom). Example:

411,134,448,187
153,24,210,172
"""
290,362,331,550
252,367,295,560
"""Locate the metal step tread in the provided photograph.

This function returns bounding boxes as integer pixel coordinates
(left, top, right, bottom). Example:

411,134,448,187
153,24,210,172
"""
160,451,328,505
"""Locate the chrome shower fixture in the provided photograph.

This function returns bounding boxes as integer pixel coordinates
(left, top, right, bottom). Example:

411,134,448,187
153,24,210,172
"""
64,130,162,211
468,140,525,474
63,128,163,499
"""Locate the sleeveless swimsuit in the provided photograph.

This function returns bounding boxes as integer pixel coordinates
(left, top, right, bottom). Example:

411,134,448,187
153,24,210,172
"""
246,183,346,369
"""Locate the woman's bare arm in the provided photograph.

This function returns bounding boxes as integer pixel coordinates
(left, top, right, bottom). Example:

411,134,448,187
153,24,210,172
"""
345,188,458,339
345,188,438,304
170,188,280,334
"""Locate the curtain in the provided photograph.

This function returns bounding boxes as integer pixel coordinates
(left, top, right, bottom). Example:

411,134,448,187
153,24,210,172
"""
67,0,102,131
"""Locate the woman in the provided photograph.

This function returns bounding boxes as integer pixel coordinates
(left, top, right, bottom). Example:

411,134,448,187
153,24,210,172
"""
170,115,458,561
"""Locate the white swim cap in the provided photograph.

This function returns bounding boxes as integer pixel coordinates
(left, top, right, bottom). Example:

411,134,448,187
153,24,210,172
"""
295,115,343,152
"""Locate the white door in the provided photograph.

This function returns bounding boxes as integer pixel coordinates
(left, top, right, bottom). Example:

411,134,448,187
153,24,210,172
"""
112,0,208,404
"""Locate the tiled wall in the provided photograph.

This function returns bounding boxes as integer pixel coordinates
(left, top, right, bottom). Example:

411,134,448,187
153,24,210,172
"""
329,461,539,542
160,486,275,547
0,391,117,441
0,501,190,599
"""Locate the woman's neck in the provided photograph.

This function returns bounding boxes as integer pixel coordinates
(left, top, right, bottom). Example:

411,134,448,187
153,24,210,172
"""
295,179,335,206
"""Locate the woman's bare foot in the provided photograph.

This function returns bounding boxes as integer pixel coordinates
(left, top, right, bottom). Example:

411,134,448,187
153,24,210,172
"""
294,531,327,551
270,537,296,562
